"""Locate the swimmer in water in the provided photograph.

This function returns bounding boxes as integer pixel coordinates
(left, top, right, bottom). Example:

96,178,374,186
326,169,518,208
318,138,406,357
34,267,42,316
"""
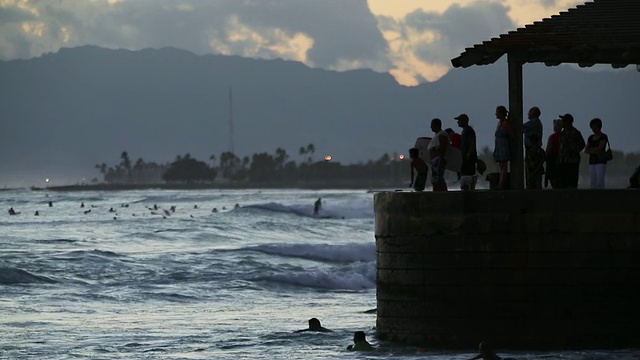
467,341,514,360
294,318,333,333
347,331,374,351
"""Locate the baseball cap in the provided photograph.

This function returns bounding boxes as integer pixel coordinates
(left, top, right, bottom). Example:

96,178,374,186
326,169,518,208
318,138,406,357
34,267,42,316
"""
454,114,469,122
559,113,574,123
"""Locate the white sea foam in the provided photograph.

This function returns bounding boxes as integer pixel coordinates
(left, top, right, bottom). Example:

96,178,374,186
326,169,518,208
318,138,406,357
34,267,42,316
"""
263,270,374,290
249,243,375,263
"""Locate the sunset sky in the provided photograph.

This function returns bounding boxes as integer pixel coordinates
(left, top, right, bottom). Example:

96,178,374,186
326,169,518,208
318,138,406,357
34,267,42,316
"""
0,0,584,85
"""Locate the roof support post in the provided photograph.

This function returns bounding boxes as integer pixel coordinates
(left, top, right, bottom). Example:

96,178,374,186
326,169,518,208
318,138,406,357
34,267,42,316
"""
508,53,524,190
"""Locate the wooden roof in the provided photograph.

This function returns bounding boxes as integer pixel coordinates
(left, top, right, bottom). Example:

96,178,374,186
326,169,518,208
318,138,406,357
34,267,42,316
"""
451,0,640,68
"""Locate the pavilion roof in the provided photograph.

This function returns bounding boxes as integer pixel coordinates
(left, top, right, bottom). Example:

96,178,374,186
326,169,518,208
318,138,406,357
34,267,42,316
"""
451,0,640,69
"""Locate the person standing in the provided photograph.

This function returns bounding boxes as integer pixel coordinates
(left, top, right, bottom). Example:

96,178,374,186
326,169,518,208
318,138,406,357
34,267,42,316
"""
455,114,478,190
493,106,514,190
545,119,562,188
584,118,609,189
525,134,546,189
428,118,450,191
523,107,543,149
409,148,428,192
558,113,586,188
524,107,543,189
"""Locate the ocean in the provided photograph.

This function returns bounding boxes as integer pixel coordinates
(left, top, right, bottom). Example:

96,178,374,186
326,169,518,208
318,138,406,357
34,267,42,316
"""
1,188,638,359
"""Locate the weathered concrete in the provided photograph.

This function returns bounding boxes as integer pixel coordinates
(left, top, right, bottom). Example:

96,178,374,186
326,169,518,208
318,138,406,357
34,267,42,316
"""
375,190,640,349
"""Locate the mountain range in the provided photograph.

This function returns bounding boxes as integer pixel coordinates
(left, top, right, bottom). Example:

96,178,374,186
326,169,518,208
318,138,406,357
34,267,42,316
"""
1,45,638,186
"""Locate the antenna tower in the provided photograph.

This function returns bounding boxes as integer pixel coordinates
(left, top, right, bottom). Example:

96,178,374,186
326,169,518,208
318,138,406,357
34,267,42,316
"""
228,86,235,154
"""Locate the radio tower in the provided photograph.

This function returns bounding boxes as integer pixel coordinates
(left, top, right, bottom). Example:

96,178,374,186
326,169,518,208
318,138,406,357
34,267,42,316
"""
228,86,235,154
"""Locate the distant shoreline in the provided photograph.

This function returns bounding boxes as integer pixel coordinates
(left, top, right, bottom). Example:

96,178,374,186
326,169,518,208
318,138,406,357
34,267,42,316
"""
28,182,394,192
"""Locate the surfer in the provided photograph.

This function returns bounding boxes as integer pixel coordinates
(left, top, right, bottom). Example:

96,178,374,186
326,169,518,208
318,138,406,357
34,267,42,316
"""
346,331,374,351
8,207,16,215
295,318,333,333
313,198,322,216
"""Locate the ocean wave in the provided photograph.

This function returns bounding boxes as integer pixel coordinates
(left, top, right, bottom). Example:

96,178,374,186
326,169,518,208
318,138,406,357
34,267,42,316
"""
255,266,375,291
61,249,122,258
248,243,375,263
0,267,56,285
33,238,78,243
242,201,371,219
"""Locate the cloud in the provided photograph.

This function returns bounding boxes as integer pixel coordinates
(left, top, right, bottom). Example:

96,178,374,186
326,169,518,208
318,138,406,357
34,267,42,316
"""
376,1,515,85
0,0,537,85
0,0,390,72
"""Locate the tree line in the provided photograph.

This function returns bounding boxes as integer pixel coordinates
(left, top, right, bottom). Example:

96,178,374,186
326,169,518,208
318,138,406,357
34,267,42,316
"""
94,145,640,187
94,145,407,187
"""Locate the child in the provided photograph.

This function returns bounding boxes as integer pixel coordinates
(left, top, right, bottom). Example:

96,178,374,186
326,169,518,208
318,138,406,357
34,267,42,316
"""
525,133,546,189
409,148,428,192
347,331,374,351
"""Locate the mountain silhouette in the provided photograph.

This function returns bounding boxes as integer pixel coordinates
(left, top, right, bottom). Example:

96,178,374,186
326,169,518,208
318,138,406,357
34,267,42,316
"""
0,45,637,186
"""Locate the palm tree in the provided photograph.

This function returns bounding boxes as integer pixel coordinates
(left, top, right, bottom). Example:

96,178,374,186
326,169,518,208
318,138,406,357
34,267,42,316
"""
306,143,315,163
120,151,131,174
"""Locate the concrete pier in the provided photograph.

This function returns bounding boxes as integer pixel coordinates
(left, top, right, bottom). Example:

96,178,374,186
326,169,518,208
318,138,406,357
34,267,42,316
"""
375,190,640,349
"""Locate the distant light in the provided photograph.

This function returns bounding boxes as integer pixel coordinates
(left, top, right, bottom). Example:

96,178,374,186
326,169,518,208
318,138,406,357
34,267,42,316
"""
45,178,50,183
399,154,405,160
324,155,332,161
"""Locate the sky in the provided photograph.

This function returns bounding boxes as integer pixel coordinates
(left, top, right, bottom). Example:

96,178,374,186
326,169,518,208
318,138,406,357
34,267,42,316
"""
0,0,584,86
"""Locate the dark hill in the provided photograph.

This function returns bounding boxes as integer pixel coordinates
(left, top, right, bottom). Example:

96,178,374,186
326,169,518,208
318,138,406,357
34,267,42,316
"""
0,46,637,186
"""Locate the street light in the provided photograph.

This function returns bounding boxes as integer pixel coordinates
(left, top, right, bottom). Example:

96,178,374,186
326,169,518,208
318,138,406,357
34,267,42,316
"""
324,155,332,161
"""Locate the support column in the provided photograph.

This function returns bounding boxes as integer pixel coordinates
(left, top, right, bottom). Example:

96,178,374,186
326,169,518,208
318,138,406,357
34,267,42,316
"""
508,53,524,190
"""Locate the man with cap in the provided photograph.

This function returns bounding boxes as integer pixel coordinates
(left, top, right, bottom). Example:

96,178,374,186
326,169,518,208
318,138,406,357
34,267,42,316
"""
558,113,585,188
456,114,478,190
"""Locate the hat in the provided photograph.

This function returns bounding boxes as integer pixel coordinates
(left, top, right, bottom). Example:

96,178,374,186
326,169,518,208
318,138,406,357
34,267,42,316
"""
559,113,574,123
454,114,469,122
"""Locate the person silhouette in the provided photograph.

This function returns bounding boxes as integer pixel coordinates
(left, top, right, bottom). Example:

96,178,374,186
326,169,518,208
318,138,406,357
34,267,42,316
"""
313,198,322,217
467,341,515,360
347,331,374,351
294,318,332,333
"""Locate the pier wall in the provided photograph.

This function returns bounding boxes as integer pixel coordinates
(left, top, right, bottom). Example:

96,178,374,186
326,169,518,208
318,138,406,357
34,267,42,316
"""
375,190,640,349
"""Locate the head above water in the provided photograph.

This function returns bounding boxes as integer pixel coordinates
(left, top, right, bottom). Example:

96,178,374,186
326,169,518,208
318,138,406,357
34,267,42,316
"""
308,318,322,330
354,331,367,342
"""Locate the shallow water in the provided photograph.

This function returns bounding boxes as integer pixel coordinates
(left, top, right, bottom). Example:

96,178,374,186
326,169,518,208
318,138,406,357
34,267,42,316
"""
1,189,638,359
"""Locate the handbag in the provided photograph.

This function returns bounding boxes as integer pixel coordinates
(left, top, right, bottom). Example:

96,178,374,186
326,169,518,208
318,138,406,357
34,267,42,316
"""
600,139,613,162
